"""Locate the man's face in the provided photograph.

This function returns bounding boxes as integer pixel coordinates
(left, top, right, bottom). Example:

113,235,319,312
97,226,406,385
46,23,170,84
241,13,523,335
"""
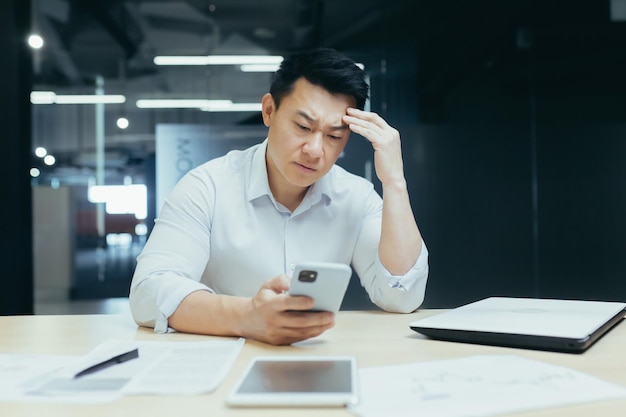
262,78,355,201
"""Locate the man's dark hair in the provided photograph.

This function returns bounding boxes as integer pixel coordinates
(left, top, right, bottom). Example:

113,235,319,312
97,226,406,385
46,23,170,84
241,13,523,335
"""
269,48,369,110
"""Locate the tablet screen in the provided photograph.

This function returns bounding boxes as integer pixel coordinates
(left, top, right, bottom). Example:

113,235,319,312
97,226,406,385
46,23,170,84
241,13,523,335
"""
227,356,358,407
239,359,352,393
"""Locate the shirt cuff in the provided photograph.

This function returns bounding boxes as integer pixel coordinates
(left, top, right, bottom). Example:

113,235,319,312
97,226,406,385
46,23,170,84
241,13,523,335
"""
377,239,429,291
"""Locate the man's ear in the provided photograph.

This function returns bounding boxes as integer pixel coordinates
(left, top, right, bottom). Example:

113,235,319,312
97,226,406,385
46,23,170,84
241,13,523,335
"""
261,93,275,127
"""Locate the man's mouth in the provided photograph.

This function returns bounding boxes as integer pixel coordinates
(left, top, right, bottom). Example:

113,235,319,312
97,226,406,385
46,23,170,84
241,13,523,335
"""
295,162,316,172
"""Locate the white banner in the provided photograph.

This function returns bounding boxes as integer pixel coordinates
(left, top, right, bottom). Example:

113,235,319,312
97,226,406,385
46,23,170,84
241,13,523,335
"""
155,124,266,215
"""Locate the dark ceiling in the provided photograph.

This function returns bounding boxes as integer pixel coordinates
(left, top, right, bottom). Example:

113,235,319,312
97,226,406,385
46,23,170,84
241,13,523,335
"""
33,0,626,95
32,0,395,87
32,0,626,110
29,0,626,183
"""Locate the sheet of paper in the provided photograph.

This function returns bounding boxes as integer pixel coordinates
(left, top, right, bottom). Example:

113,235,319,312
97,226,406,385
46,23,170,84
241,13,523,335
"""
350,355,626,417
0,354,83,403
2,338,245,403
59,340,140,378
121,338,245,395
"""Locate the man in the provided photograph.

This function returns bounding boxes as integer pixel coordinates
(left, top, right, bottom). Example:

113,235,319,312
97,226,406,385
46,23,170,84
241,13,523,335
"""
129,48,428,345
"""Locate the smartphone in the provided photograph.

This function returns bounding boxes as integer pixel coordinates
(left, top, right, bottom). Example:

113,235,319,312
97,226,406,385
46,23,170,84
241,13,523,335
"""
288,262,352,313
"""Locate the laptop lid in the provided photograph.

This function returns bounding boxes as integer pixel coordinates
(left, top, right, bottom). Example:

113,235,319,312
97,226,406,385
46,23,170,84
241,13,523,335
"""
410,297,626,353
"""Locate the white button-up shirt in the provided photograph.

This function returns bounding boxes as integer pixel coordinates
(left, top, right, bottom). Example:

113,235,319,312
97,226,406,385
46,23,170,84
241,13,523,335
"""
129,139,429,332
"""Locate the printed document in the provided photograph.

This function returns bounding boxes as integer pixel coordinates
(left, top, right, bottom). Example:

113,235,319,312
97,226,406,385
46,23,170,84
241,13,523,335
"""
0,338,244,403
350,354,626,417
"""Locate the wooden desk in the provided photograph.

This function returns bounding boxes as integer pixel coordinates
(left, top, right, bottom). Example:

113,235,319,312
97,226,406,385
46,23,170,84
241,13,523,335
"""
1,311,625,416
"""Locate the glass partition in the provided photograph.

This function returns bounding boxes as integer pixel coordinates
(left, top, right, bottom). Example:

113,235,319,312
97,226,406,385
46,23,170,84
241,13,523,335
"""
30,0,626,312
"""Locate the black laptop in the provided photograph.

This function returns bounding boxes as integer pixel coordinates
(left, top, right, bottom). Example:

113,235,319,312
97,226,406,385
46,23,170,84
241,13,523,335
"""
410,297,626,353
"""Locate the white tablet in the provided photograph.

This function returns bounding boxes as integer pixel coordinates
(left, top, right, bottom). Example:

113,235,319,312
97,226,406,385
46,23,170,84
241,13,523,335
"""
226,356,359,407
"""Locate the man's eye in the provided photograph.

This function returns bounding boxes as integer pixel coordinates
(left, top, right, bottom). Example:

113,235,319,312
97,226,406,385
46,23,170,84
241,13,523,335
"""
328,135,341,140
297,124,310,131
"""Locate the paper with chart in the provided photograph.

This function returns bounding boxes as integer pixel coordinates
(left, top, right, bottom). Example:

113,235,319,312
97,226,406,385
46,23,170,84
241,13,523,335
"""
350,354,626,417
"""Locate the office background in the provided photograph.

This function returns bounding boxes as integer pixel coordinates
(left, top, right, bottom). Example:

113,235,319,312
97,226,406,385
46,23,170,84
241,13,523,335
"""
2,0,626,316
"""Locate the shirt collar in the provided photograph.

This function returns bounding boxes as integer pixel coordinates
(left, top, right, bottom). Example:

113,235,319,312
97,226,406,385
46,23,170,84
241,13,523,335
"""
247,139,272,202
305,168,333,206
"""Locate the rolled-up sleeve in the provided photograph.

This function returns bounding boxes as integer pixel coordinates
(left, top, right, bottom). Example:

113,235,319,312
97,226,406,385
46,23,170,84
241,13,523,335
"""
130,270,212,333
372,242,428,313
351,188,429,313
129,171,215,333
355,235,429,313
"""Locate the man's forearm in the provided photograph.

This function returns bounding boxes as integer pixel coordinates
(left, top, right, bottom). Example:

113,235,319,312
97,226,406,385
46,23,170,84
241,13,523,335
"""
166,277,335,345
379,179,423,275
168,290,249,336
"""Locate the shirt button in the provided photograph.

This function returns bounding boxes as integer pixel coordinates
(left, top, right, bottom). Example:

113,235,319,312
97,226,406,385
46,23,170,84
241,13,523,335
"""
289,263,295,271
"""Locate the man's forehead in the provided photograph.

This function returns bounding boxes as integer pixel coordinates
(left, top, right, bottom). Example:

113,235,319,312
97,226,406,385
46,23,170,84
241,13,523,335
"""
295,109,349,130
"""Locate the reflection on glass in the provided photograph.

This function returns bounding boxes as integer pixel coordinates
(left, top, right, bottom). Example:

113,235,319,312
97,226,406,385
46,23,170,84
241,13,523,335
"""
87,184,147,219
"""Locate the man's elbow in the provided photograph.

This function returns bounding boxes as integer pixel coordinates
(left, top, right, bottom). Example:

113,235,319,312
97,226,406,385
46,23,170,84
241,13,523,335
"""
128,285,158,329
372,285,426,313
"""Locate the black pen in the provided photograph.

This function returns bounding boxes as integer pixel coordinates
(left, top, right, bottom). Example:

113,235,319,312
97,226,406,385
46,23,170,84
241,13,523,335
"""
74,348,139,378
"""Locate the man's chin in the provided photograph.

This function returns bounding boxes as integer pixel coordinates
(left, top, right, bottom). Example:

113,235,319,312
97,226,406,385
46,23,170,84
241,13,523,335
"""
289,175,318,189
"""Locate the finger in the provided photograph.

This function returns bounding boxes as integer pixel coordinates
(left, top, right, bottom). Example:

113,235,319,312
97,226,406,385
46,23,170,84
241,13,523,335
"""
268,309,334,335
263,312,335,345
346,122,378,142
282,294,316,311
262,274,291,293
346,107,379,121
266,323,333,345
343,115,388,142
281,324,334,344
345,108,388,127
283,310,335,327
344,113,379,129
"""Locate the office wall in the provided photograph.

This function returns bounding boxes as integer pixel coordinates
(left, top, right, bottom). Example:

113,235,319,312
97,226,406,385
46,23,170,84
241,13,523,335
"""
0,0,33,314
353,42,535,308
33,187,75,299
344,2,626,308
536,126,626,301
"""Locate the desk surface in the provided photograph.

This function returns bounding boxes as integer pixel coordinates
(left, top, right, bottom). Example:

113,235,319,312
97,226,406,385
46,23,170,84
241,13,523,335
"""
1,310,625,416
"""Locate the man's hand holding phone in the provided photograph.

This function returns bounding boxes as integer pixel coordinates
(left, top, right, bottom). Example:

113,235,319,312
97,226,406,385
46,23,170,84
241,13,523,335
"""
242,263,351,345
242,274,332,345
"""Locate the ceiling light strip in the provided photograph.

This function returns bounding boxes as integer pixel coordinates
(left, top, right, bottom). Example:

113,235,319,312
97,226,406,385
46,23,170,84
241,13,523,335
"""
136,99,260,112
239,64,280,72
201,103,262,112
153,55,283,66
135,99,233,109
31,91,126,104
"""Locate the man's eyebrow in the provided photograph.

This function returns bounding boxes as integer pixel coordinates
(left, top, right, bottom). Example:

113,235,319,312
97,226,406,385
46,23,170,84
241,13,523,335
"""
296,110,315,123
296,110,350,131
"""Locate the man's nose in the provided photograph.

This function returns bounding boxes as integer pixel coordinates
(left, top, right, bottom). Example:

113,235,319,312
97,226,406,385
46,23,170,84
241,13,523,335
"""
303,132,323,158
